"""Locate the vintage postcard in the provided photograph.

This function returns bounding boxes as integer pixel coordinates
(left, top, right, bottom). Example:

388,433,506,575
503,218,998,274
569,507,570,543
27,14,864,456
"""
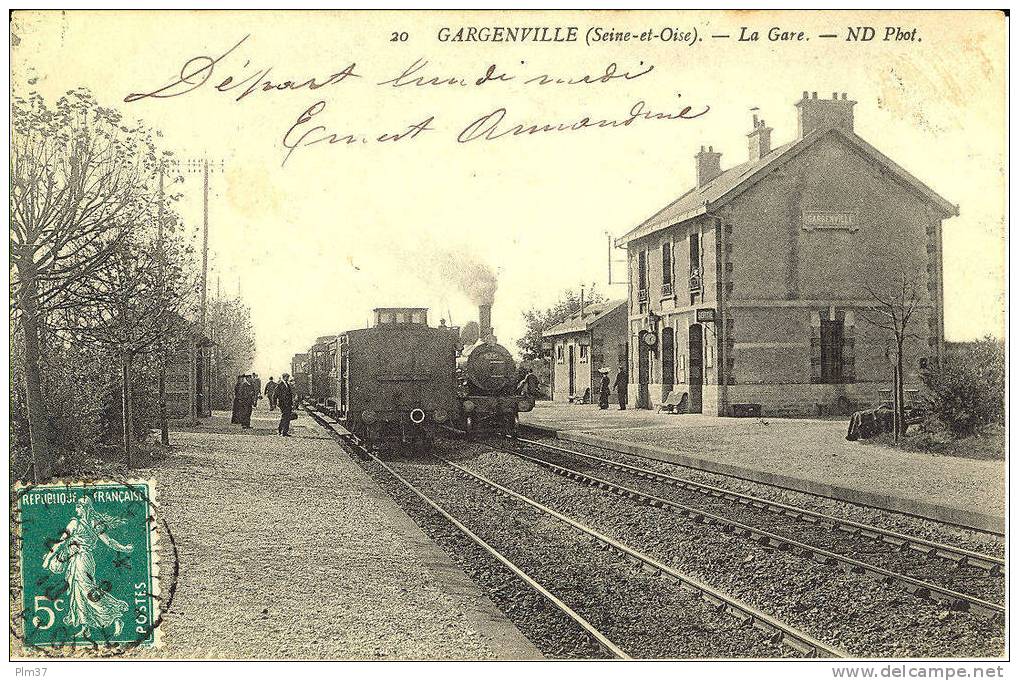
8,7,1008,674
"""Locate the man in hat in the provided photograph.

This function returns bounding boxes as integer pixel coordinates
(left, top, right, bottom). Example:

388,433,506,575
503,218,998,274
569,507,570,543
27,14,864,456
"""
264,376,278,411
612,364,629,410
517,366,541,398
276,373,295,436
598,368,611,409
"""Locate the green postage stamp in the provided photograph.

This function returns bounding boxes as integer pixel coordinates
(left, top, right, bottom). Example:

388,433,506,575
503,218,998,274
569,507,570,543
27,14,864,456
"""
13,480,162,652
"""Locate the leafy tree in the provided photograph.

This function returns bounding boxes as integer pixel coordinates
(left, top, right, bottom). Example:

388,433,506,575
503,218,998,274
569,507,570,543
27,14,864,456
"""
11,89,168,480
53,220,198,466
921,337,1004,435
207,298,257,410
518,286,607,361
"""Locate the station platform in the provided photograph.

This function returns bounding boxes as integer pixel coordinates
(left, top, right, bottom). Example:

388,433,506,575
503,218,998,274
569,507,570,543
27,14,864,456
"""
519,402,1005,534
139,404,541,659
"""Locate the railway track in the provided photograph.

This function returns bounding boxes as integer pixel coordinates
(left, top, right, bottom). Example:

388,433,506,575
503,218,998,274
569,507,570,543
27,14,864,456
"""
304,408,625,659
497,435,1005,619
305,407,844,659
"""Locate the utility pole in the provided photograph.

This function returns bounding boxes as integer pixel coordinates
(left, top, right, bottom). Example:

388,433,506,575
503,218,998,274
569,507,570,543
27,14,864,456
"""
177,158,223,421
157,167,169,445
201,160,210,333
605,231,627,285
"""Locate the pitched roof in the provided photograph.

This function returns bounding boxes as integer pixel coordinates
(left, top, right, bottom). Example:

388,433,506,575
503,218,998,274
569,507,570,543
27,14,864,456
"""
616,126,958,246
542,299,626,338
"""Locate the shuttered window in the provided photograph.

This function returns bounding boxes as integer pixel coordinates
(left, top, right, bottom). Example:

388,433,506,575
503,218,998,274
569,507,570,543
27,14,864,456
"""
820,319,844,383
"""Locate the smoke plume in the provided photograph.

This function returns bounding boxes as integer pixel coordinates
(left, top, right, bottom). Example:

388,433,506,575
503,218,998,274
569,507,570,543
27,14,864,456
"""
393,238,498,305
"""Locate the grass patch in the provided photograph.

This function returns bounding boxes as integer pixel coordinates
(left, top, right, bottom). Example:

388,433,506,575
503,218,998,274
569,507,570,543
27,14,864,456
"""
866,423,1005,461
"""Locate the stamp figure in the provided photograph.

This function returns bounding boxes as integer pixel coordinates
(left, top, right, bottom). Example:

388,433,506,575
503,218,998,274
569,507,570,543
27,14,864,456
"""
15,480,160,650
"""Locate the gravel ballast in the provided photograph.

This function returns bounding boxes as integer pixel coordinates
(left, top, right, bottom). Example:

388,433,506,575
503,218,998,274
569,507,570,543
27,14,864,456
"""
459,446,1005,658
528,435,1005,560
505,440,1005,605
383,449,794,659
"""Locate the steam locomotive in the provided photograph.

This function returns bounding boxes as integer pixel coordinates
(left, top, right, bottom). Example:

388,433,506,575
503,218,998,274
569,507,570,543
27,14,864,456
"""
296,303,533,444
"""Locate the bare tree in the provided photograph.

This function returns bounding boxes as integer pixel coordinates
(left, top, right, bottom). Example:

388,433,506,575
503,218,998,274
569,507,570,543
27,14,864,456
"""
11,89,169,479
858,271,924,440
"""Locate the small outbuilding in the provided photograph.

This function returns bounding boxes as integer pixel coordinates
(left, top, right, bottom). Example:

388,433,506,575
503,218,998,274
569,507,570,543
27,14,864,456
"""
542,300,627,403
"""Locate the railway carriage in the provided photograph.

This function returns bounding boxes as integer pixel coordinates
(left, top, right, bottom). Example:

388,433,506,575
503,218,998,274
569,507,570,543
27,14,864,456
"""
290,352,310,401
308,335,337,406
337,308,461,444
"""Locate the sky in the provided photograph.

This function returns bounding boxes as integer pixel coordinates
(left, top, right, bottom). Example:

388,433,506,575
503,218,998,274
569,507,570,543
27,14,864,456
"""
11,10,1006,377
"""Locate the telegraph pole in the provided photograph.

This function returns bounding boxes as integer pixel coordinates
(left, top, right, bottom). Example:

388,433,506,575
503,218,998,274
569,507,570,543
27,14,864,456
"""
201,160,210,333
157,167,170,444
605,231,627,286
177,158,223,420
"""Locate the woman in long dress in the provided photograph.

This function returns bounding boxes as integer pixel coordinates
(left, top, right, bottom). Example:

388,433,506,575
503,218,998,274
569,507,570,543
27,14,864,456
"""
42,497,133,638
230,375,244,424
236,376,255,428
598,369,611,409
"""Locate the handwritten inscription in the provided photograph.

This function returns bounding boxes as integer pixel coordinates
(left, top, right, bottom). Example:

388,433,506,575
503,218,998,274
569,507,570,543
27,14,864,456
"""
124,35,360,103
125,35,710,168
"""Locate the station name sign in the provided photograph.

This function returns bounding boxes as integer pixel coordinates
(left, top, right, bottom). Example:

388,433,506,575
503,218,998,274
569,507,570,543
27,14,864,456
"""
696,308,716,322
802,210,859,233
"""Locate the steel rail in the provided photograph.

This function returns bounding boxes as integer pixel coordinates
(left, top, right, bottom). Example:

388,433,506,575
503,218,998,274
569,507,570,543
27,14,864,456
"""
435,454,847,659
509,435,1005,573
304,407,629,660
493,444,1004,619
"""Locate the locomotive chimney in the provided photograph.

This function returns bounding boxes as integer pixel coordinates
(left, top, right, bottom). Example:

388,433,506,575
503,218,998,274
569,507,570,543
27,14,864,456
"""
479,303,494,342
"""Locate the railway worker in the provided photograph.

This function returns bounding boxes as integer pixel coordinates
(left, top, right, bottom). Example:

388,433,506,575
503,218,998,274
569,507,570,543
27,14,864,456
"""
251,373,262,407
265,376,278,411
598,368,611,409
613,364,628,410
276,373,295,437
517,367,540,398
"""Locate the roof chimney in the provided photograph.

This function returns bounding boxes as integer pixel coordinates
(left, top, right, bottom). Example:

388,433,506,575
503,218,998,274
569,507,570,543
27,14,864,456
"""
795,90,856,138
747,114,772,162
695,145,722,187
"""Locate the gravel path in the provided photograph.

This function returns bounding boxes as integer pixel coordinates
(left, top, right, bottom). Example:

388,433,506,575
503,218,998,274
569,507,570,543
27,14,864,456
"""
518,402,1004,520
457,447,1005,658
126,412,537,659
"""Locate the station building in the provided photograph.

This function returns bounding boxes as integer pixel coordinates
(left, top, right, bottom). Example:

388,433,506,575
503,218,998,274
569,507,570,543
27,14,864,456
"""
615,92,957,416
543,299,627,403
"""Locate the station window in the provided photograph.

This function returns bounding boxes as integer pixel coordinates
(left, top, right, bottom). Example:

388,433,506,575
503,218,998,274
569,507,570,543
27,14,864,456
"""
556,344,564,363
661,242,673,287
579,345,589,362
637,250,648,293
820,319,844,383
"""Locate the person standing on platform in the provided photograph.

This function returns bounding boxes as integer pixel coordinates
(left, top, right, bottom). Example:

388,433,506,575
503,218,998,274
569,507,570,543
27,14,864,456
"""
517,367,540,398
265,376,278,411
251,373,262,408
236,375,255,428
598,368,611,409
276,373,295,437
230,375,244,425
613,364,629,410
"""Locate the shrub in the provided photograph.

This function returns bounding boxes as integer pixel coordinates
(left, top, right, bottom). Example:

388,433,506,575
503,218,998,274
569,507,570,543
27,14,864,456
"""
921,337,1005,436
